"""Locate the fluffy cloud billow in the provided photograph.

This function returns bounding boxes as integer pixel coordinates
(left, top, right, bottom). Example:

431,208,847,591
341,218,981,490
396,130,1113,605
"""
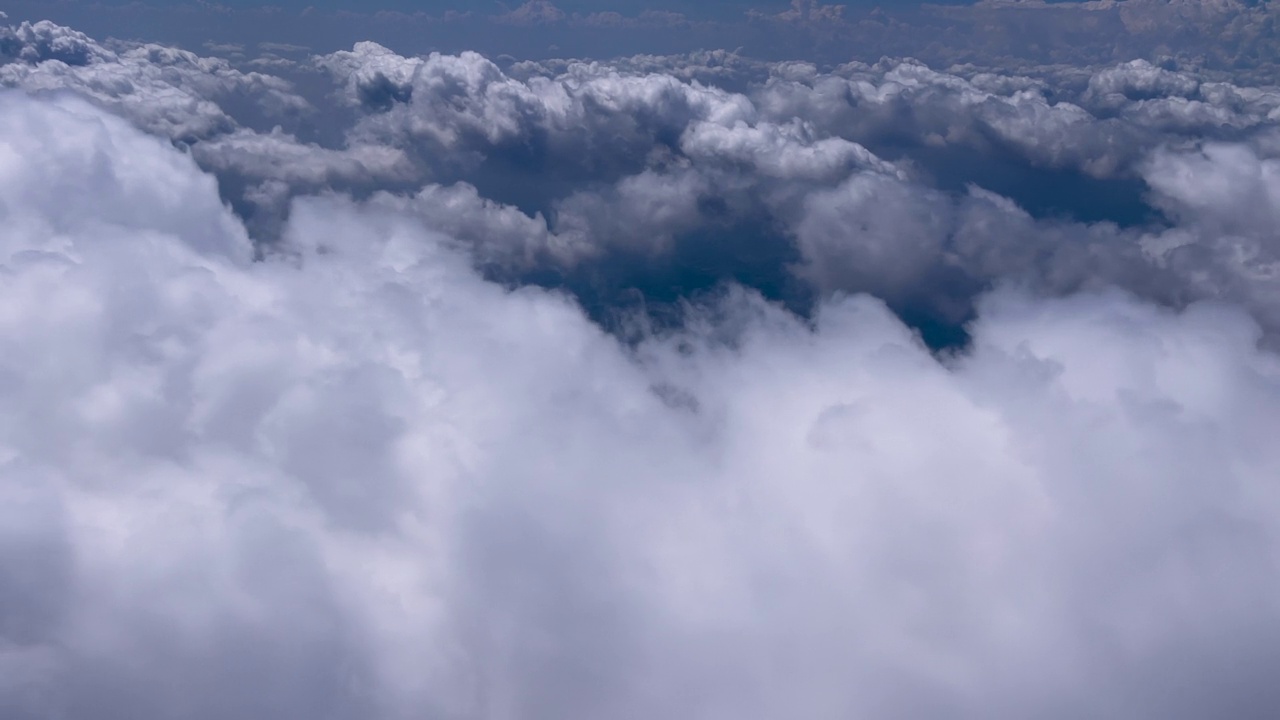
3,10,1280,720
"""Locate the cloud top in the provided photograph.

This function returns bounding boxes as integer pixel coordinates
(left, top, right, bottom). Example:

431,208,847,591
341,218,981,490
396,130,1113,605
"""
2,13,1280,720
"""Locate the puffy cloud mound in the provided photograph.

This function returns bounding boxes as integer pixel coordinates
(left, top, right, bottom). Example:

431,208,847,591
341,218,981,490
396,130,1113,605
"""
0,20,309,142
0,19,108,66
3,75,1280,720
6,18,1280,342
299,39,1280,341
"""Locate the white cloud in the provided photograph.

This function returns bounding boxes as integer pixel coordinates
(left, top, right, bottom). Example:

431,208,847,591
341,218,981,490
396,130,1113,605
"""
0,21,311,143
298,35,1280,342
374,182,578,265
1143,142,1280,236
6,18,1280,718
1086,59,1201,105
191,128,414,187
0,90,250,261
4,74,1280,720
679,118,900,182
9,17,1280,345
792,171,955,302
753,59,1145,179
322,43,756,164
1137,142,1280,334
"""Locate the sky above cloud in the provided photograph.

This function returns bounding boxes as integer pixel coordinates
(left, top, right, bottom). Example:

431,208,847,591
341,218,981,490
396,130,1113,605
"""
3,3,1280,719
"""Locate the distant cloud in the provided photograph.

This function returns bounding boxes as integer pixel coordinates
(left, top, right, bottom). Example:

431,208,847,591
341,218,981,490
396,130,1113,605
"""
748,0,847,23
495,0,567,26
258,41,310,53
204,41,245,55
576,9,690,28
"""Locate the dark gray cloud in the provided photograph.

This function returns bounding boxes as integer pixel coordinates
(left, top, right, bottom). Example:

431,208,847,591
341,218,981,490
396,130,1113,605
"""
3,10,1280,720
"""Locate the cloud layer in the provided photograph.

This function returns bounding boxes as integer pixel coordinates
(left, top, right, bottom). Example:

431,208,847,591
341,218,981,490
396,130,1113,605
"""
3,13,1280,720
7,16,1280,338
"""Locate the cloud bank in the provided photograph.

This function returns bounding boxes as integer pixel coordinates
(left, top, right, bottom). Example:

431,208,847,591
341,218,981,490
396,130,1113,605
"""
2,12,1280,720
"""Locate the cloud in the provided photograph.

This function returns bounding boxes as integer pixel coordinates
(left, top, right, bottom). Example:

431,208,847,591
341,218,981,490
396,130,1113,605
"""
0,90,251,261
7,16,1280,350
322,44,757,165
29,15,1280,720
0,19,109,66
282,33,1280,347
495,1,567,27
1136,142,1280,333
259,42,311,54
574,10,691,29
0,20,310,142
187,127,417,239
4,86,1280,720
749,0,848,24
373,182,576,266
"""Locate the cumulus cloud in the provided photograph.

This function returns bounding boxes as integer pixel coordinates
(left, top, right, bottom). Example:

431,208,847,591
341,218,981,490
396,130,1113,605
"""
3,88,1280,720
3,12,1280,719
495,1,567,27
7,16,1279,327
322,44,755,169
4,16,1280,337
0,20,310,142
